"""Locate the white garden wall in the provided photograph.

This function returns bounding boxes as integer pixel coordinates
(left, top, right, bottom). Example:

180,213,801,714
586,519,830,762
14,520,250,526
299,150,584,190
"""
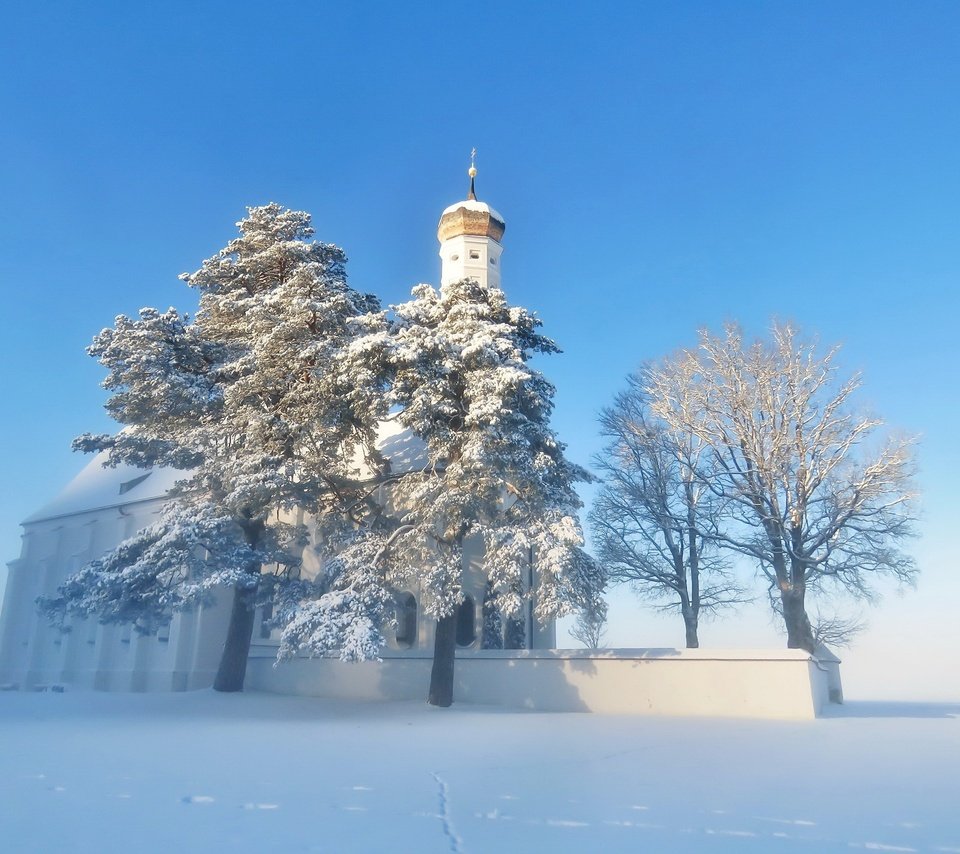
246,646,841,720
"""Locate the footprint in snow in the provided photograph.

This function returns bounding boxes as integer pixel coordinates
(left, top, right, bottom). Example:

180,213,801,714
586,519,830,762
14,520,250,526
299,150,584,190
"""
850,844,918,852
706,829,757,838
603,820,664,829
476,808,518,822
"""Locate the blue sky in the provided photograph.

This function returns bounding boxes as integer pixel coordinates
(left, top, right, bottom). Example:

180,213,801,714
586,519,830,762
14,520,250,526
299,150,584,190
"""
2,1,958,699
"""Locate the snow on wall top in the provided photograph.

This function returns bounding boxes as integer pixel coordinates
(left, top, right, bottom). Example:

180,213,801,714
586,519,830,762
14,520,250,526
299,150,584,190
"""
23,423,429,525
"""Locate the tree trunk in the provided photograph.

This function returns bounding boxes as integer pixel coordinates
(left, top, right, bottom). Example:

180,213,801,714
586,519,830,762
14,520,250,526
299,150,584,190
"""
781,587,815,652
213,580,258,692
428,613,457,707
213,519,264,693
685,494,700,649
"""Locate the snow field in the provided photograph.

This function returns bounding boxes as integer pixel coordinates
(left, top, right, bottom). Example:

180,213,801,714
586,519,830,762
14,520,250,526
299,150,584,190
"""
0,691,957,853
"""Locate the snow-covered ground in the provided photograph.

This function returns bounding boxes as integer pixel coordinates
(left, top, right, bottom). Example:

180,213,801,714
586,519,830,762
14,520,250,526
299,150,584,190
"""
1,691,957,853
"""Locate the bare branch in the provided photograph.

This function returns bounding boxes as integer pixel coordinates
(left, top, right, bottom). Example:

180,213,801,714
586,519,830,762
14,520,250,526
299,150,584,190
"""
590,367,747,647
645,321,918,652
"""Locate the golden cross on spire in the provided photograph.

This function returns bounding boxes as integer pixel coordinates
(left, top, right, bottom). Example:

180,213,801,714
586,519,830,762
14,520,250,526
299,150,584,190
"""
468,147,478,200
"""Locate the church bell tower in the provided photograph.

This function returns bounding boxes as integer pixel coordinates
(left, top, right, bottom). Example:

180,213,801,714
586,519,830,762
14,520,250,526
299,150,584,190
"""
437,150,505,289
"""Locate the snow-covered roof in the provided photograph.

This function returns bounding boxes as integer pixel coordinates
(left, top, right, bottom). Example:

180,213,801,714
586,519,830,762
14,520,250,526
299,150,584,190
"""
440,199,505,224
23,423,429,525
23,452,185,525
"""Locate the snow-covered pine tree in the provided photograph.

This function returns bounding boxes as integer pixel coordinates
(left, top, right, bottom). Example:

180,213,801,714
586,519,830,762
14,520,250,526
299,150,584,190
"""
39,204,390,691
365,277,603,706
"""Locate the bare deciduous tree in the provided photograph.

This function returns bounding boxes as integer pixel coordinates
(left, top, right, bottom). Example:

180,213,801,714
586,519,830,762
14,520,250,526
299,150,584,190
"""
570,602,607,649
589,371,745,648
647,323,917,652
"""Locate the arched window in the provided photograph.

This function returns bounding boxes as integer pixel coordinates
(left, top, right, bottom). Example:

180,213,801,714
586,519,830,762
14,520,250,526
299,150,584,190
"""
481,580,503,650
395,593,418,648
456,596,476,647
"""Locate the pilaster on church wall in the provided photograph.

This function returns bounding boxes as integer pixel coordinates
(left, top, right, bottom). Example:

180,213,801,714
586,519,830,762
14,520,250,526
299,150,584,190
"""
130,630,154,691
0,556,29,679
0,525,58,684
116,499,170,690
63,514,112,686
188,588,233,685
25,518,76,683
461,532,486,646
170,608,199,691
54,518,97,680
84,504,133,688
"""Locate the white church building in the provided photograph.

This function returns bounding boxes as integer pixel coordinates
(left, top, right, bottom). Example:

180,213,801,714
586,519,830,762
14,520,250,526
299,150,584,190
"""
0,171,842,719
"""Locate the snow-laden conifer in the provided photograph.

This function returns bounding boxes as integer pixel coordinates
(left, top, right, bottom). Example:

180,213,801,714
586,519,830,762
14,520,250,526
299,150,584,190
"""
279,277,604,706
40,204,389,690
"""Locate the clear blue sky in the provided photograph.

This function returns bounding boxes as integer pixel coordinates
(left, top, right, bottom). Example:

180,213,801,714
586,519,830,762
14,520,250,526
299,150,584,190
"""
2,1,958,699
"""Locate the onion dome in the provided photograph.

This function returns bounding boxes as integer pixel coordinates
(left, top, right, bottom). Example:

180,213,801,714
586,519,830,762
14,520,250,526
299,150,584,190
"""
437,150,506,243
